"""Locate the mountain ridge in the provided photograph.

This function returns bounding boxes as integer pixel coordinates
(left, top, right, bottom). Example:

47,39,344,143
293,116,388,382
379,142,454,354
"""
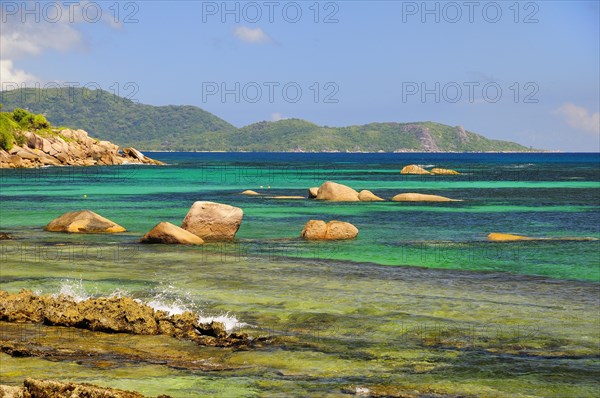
0,87,537,152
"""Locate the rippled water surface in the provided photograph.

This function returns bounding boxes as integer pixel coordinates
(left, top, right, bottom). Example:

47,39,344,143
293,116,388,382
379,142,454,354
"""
1,152,599,397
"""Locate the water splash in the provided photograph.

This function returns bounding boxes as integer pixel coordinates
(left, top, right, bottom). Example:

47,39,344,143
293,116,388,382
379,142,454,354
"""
198,313,247,333
55,280,90,302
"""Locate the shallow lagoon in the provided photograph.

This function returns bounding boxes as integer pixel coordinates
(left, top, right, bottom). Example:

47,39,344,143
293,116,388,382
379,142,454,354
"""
1,152,599,396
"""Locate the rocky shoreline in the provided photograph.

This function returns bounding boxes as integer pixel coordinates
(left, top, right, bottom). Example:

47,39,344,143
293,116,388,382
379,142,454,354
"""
0,379,171,398
0,290,267,348
0,129,163,168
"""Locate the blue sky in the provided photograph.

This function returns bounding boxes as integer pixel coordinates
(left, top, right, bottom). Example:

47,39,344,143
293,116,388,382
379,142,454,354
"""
1,0,598,151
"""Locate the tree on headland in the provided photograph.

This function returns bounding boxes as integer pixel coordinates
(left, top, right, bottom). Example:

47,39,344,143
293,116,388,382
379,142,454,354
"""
0,107,54,150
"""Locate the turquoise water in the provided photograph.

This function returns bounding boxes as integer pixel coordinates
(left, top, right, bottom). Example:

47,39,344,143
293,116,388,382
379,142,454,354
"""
1,152,599,281
1,152,599,397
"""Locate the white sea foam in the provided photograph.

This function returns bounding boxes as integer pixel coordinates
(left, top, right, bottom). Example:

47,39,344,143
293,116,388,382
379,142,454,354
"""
505,163,535,169
198,313,247,333
145,299,190,316
52,281,247,333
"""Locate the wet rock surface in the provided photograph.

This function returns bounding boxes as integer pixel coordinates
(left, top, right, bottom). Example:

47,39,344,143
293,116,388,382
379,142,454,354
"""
0,290,266,348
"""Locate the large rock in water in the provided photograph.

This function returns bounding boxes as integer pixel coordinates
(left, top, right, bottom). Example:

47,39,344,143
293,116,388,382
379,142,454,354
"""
181,201,243,241
392,193,460,202
308,187,319,198
315,181,360,202
301,220,358,240
140,222,204,245
44,210,126,233
358,190,384,201
400,165,430,174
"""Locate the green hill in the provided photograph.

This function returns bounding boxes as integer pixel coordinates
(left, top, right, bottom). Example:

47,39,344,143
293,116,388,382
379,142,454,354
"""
0,88,534,152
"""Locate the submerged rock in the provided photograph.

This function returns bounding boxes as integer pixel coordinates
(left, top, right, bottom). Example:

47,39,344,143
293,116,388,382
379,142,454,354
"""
241,190,260,195
181,201,243,241
0,232,13,240
487,232,597,242
140,222,204,245
431,167,460,175
301,220,358,240
392,193,461,202
315,181,360,202
400,164,430,174
358,190,384,201
0,290,260,348
487,232,532,241
44,210,126,233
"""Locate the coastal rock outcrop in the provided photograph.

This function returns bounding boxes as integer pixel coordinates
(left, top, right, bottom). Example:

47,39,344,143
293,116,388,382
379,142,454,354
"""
0,129,164,169
301,220,359,240
400,165,430,174
0,379,157,398
392,193,461,202
431,167,460,175
140,222,204,245
358,190,384,201
315,181,360,202
181,201,243,241
0,232,13,240
0,290,259,348
44,210,126,233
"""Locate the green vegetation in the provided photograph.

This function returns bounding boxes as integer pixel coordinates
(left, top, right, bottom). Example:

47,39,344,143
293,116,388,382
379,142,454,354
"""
0,106,55,150
1,88,536,152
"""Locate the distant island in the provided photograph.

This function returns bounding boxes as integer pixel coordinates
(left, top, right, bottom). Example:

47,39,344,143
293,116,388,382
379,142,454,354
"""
0,87,537,152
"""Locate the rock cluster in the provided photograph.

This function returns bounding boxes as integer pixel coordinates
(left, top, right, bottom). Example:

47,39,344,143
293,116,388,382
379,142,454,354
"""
0,129,163,168
400,164,460,175
0,290,258,347
316,181,361,202
0,378,165,398
314,181,383,202
301,220,359,240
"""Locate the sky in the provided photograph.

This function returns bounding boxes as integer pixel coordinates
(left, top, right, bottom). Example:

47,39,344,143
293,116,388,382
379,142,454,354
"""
0,0,598,151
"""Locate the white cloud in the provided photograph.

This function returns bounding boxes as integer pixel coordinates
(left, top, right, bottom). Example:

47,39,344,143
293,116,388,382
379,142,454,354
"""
233,26,272,44
0,60,39,86
271,112,286,121
0,2,120,87
0,23,85,64
556,103,600,135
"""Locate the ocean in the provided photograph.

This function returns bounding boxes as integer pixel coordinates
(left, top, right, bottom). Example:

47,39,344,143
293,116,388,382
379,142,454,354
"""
0,152,599,397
